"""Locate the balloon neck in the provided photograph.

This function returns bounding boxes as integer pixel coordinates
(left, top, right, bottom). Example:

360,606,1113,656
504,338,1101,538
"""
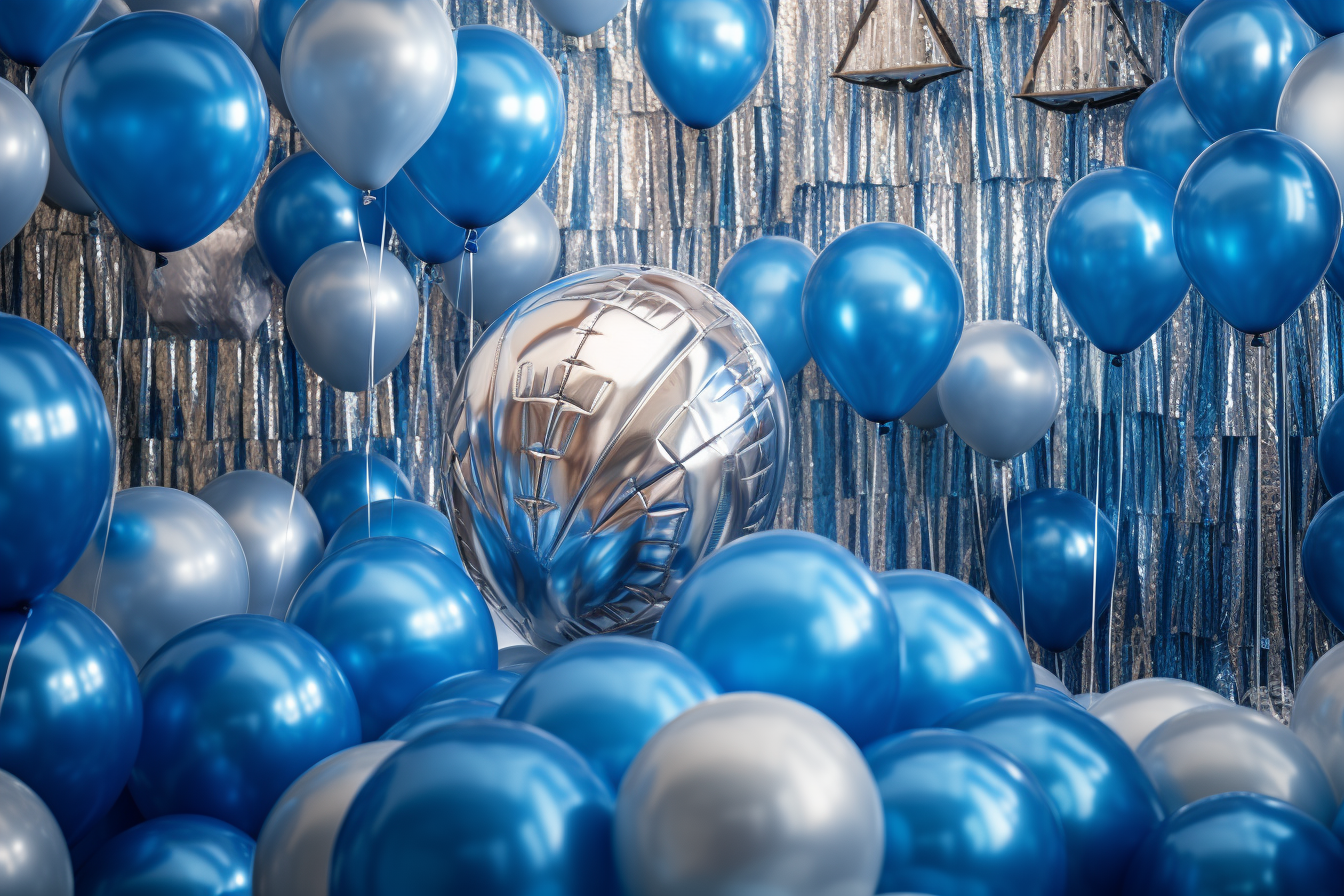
1251,334,1266,347
362,191,376,206
464,229,480,255
154,253,169,270
1110,355,1123,368
878,422,892,436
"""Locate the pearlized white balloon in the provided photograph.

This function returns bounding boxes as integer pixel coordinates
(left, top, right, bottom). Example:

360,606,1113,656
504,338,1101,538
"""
1088,677,1232,750
1290,641,1344,802
0,770,73,896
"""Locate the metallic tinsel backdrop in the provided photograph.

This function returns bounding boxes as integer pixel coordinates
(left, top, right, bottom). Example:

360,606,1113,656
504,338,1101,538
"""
2,0,1339,715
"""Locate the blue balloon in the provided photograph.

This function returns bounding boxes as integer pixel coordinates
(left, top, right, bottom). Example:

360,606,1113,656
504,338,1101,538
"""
499,644,546,673
878,570,1033,731
61,11,270,252
0,0,98,65
1047,167,1189,356
942,694,1165,896
0,315,113,609
1174,0,1317,140
383,169,466,264
378,698,499,742
498,636,720,788
0,594,140,842
1287,0,1344,35
331,719,619,896
70,788,144,871
987,488,1117,654
865,729,1067,896
325,497,463,564
131,614,361,836
77,815,254,896
253,149,382,286
715,236,816,379
258,0,302,66
403,25,566,230
655,529,901,746
1124,793,1344,895
802,222,964,424
287,537,498,740
407,669,522,713
1302,493,1344,631
636,0,774,130
1319,397,1344,496
1174,130,1341,336
1122,78,1213,191
303,451,412,540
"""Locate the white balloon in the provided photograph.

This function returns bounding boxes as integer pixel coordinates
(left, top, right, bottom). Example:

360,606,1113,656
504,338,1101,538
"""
0,81,50,246
1088,677,1232,750
1290,641,1344,802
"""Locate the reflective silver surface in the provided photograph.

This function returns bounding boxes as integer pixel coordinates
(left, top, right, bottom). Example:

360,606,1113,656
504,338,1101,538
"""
443,264,789,650
615,692,884,896
0,770,73,896
253,740,403,896
1136,704,1338,825
1290,641,1344,801
1277,36,1344,202
127,0,259,49
1089,677,1232,750
441,193,562,325
0,81,48,247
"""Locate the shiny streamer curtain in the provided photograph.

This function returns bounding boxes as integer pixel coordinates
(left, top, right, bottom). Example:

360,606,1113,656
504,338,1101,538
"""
2,0,1339,714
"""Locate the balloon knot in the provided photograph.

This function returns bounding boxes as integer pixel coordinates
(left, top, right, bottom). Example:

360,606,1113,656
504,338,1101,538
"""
878,423,892,436
1251,334,1266,347
154,253,169,269
464,229,480,254
362,191,376,206
1111,355,1122,368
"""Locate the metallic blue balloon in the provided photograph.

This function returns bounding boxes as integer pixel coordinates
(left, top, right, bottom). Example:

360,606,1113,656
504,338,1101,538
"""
70,788,143,871
131,614,361,836
0,594,141,842
987,488,1117,654
287,537,498,739
1302,493,1344,631
253,149,382,286
1123,793,1344,895
406,669,522,713
326,498,462,563
715,236,816,379
1174,129,1341,336
77,815,254,896
878,570,1033,732
302,451,412,540
498,636,720,788
1174,0,1317,140
0,0,98,65
403,25,566,230
378,698,498,742
865,729,1067,896
1287,0,1344,34
655,529,901,746
942,693,1165,896
258,0,302,65
1122,78,1212,191
802,222,964,423
636,0,774,130
0,315,113,609
60,11,270,252
331,719,619,896
1047,167,1189,356
1319,397,1344,495
383,169,465,264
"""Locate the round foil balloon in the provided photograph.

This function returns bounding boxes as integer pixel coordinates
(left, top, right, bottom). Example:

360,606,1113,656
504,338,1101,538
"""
441,265,789,650
1292,641,1344,801
1088,677,1232,751
0,770,73,896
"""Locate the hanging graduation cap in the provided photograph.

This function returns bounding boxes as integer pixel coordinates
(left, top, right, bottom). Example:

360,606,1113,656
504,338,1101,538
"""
832,0,969,93
1015,0,1154,112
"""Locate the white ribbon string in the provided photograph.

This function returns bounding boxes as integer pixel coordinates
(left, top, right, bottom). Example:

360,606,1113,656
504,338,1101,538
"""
1254,338,1265,712
1001,460,1026,649
92,217,124,615
1089,353,1105,693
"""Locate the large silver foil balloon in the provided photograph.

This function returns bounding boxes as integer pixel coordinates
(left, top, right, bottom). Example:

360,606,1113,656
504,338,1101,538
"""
286,242,420,392
56,486,251,669
0,81,49,247
197,470,325,618
615,692,884,896
938,320,1061,461
126,0,259,49
900,384,946,430
282,0,456,191
1089,677,1232,751
1290,641,1344,801
442,265,790,650
529,0,627,36
441,194,562,325
1136,704,1337,825
132,202,274,340
0,770,74,896
253,741,402,896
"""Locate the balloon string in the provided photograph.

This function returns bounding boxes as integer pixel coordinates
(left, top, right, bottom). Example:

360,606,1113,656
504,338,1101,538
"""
1280,327,1296,695
921,432,934,572
355,196,388,541
1110,361,1127,694
91,218,125,616
410,265,431,498
467,245,476,352
970,454,989,593
0,608,33,719
1255,337,1265,712
268,438,303,618
1001,460,1027,650
1089,352,1104,693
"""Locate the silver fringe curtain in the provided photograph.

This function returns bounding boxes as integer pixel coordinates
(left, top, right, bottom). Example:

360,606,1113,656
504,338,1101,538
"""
3,0,1338,716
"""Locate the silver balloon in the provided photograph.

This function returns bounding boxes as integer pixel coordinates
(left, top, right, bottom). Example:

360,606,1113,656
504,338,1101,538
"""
282,0,456,191
442,265,790,650
126,0,258,49
253,741,402,896
616,692,884,896
529,0,627,36
0,82,49,247
82,0,133,31
0,770,73,896
30,35,98,217
441,194,562,326
1277,36,1344,200
1073,692,1103,709
197,470,325,618
1290,641,1344,802
1033,662,1070,695
900,384,946,430
1088,677,1232,751
248,1,292,120
1136,704,1337,825
56,486,251,669
937,320,1061,461
285,242,420,393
